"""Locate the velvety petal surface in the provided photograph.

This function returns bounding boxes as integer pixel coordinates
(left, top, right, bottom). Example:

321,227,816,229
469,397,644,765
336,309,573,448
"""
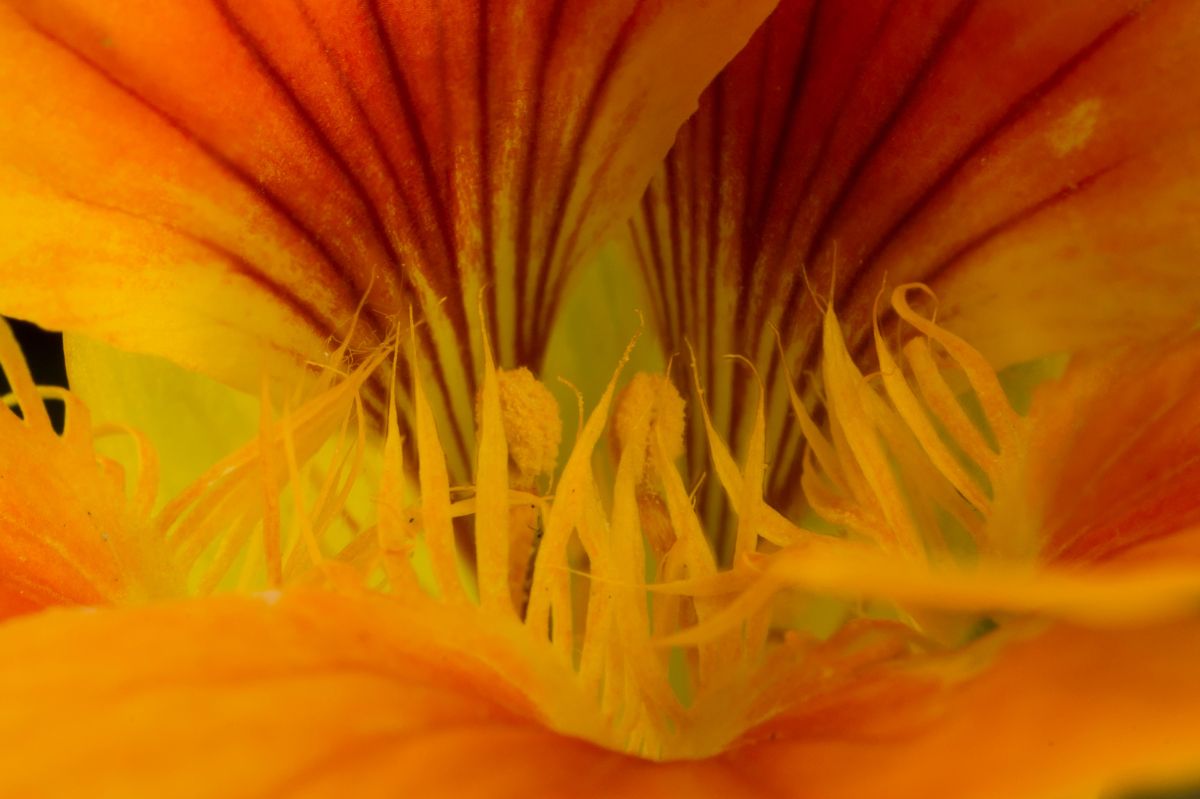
723,620,1200,799
0,589,759,798
0,0,775,479
0,590,601,798
4,588,1200,798
1028,332,1200,565
625,0,1200,523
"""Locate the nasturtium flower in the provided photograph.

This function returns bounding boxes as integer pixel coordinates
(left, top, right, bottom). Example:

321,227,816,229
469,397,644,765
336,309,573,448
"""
2,1,1200,797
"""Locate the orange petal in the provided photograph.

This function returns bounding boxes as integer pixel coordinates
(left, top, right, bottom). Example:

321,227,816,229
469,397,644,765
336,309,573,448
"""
721,620,1200,799
0,323,179,619
8,585,1198,797
626,0,1200,512
1027,332,1200,565
0,408,126,616
0,0,774,481
0,587,754,797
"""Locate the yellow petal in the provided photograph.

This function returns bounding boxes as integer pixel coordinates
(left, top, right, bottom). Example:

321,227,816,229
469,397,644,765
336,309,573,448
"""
63,334,258,510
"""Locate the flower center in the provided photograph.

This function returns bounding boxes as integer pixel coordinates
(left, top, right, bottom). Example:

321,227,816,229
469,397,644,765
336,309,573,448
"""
32,283,1034,761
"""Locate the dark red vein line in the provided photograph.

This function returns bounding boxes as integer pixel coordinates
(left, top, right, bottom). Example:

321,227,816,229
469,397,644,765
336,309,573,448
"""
280,12,469,430
756,3,898,506
364,0,459,291
635,206,670,336
626,220,669,348
527,1,645,354
838,9,1139,319
764,0,960,494
211,1,405,300
743,1,826,377
799,0,980,290
736,22,774,297
755,1,897,399
735,0,822,344
723,0,824,500
17,14,372,337
677,132,697,363
363,2,478,426
665,146,688,375
626,213,661,330
538,88,649,352
640,189,675,348
291,0,443,283
428,8,478,392
700,75,725,488
475,0,501,366
683,126,704,397
513,0,568,366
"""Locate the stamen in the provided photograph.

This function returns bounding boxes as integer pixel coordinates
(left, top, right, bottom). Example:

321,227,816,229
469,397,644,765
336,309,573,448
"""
892,284,1021,456
611,373,686,560
873,306,990,512
495,368,562,486
92,423,160,521
473,315,513,615
819,307,924,555
526,331,639,663
611,373,686,487
378,388,419,594
485,366,561,613
258,382,283,587
409,326,466,603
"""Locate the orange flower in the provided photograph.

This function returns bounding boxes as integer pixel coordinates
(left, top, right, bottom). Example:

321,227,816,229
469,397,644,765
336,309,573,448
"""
3,1,1200,797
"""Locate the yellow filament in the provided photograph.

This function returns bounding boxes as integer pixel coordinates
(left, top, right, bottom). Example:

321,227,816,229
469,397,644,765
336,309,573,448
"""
525,330,639,660
258,383,283,588
474,310,513,616
873,313,990,512
820,309,922,554
280,403,326,575
905,337,998,469
378,393,418,593
777,330,842,486
892,284,1021,455
409,325,465,603
93,422,160,520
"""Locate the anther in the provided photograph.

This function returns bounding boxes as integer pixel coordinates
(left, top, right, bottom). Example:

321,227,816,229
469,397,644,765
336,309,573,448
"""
478,367,562,612
611,373,687,558
489,367,562,488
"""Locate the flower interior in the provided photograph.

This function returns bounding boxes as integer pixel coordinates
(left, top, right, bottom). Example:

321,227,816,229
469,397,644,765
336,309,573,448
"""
0,282,1138,762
